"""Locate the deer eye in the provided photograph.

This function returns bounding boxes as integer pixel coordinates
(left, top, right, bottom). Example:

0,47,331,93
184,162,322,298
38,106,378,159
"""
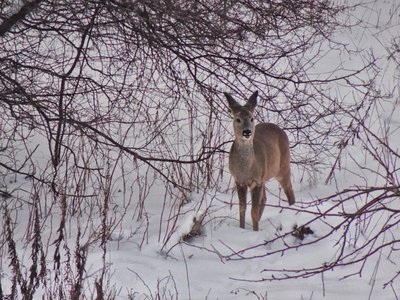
236,118,241,123
251,118,254,122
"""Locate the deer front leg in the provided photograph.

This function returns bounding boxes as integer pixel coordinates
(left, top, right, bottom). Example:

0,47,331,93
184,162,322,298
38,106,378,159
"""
250,185,263,231
236,183,247,229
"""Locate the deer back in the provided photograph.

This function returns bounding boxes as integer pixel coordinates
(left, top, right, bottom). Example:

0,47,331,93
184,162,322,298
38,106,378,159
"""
253,122,291,182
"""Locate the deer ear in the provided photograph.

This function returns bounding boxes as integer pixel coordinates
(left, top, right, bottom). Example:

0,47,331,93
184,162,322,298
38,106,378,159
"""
224,92,241,113
245,91,258,112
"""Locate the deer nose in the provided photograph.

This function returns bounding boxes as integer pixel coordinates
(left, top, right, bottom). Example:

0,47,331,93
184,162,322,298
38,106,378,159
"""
243,129,252,138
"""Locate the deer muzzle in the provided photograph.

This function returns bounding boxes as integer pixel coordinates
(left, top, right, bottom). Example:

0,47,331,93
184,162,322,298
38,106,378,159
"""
243,129,252,139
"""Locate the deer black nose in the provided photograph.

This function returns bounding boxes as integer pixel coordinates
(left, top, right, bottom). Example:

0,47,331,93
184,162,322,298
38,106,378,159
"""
243,129,252,138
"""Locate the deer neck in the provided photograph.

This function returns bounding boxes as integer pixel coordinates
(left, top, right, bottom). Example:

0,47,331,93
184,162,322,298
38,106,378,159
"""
232,139,255,169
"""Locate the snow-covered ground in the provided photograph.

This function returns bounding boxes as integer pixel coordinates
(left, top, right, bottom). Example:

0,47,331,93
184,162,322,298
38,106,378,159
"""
1,1,400,299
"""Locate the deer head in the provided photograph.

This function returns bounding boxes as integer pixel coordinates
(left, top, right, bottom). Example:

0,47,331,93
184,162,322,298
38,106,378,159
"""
225,91,258,141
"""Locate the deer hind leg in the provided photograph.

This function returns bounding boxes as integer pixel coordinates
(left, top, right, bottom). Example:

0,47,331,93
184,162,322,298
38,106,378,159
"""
258,186,266,220
278,172,295,205
250,185,263,231
236,184,248,229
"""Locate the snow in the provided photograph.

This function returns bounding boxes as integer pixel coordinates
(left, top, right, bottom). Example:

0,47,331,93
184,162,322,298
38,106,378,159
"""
1,1,400,299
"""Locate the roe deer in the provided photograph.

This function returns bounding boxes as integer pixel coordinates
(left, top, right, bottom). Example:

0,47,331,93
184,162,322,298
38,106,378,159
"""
225,91,295,231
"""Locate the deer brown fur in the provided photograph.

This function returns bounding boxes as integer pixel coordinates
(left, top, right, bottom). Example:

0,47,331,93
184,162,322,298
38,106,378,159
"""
225,91,295,231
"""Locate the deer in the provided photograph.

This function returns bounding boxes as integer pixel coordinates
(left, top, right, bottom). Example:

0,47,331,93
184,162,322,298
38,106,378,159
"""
225,91,295,231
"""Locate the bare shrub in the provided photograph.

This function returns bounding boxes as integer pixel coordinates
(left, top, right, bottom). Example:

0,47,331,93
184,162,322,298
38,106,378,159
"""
0,0,388,298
